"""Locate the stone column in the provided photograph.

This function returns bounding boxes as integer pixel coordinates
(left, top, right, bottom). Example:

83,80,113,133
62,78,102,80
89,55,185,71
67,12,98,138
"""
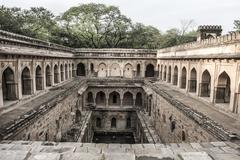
32,61,37,94
17,59,22,99
0,82,3,108
51,62,54,86
133,98,136,107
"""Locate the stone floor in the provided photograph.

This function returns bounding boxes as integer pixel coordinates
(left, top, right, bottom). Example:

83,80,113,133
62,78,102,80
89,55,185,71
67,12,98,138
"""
154,81,240,137
0,141,239,160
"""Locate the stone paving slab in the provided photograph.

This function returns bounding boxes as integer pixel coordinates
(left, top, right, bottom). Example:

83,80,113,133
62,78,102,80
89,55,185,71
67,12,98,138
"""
0,141,239,160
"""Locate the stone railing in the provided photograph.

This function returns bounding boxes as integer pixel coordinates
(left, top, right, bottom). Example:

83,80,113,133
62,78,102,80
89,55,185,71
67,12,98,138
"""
0,30,73,53
158,31,240,54
74,48,157,58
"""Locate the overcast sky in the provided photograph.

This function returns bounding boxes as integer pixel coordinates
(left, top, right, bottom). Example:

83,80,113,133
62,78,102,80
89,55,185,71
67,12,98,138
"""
1,0,240,33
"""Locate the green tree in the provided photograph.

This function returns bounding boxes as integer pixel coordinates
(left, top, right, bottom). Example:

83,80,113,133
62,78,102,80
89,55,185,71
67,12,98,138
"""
60,3,132,48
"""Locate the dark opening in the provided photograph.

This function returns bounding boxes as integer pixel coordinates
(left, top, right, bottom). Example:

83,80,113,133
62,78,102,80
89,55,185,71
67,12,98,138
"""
145,64,155,77
215,71,231,103
60,64,64,81
126,117,131,128
96,91,106,106
46,65,51,87
77,63,86,76
2,67,17,101
93,132,135,144
54,65,59,84
35,66,43,90
173,66,178,85
189,68,197,92
111,118,116,128
136,92,142,107
181,67,187,89
21,67,32,95
137,64,141,77
200,70,211,97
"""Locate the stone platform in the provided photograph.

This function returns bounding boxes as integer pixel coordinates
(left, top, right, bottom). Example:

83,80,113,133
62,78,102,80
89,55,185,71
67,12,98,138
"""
0,141,239,160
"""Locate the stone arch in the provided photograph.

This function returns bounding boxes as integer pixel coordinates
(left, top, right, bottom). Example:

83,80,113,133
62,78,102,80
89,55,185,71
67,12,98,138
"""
124,63,133,78
215,71,231,103
35,65,43,90
2,67,17,101
163,66,167,81
200,70,211,97
86,92,94,103
96,91,106,106
181,67,187,89
109,91,120,106
110,63,121,77
123,91,133,106
77,63,86,76
135,92,143,107
173,66,178,85
145,64,155,77
98,63,107,78
21,67,32,95
54,65,59,84
189,68,197,92
167,66,172,83
45,65,51,87
60,64,64,81
65,64,68,80
96,118,101,128
111,117,117,128
136,64,141,77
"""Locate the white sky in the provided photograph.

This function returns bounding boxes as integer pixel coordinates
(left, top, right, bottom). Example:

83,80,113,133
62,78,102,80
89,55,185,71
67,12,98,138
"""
1,0,240,33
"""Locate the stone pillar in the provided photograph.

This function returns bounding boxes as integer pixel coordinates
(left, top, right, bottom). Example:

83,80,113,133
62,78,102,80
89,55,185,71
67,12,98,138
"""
106,98,109,108
120,98,123,107
133,98,136,107
43,63,47,90
51,63,54,86
0,82,3,108
17,59,22,99
32,62,37,94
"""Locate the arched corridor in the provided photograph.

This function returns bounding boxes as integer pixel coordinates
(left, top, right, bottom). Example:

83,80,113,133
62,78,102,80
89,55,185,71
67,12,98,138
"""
173,66,178,85
86,92,94,104
145,64,155,77
96,91,106,106
21,67,32,95
167,66,171,83
123,64,133,78
65,64,68,80
35,66,43,90
181,67,187,89
109,91,120,106
122,92,133,106
136,64,141,77
200,70,211,97
135,92,142,107
189,68,197,92
45,65,51,87
77,63,86,76
2,67,17,101
54,65,59,84
215,71,231,103
163,66,167,81
60,64,64,81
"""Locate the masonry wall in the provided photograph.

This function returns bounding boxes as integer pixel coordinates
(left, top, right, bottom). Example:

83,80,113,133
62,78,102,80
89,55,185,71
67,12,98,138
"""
148,91,217,143
11,87,81,142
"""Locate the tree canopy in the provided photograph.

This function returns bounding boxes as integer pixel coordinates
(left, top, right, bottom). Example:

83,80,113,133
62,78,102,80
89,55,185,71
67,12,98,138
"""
0,3,199,49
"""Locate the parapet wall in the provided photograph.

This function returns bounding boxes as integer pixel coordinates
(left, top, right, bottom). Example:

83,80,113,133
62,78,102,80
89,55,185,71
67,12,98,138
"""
157,31,240,59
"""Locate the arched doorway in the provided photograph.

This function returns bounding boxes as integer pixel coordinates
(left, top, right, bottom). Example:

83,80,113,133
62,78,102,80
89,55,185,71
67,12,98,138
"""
111,117,116,128
173,66,178,85
86,92,94,104
60,64,64,81
69,64,71,78
137,64,141,77
96,91,106,107
45,65,51,87
163,66,167,81
35,66,43,90
181,67,187,89
75,110,81,123
126,117,131,128
189,68,197,92
136,92,142,107
65,64,68,80
96,118,101,128
167,66,171,83
200,70,211,97
145,64,155,77
123,92,133,106
98,63,107,78
90,63,94,74
54,65,59,84
21,67,32,95
160,65,163,80
124,63,133,78
77,63,86,76
2,67,16,101
110,63,121,77
72,63,74,77
109,91,120,106
215,71,231,103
